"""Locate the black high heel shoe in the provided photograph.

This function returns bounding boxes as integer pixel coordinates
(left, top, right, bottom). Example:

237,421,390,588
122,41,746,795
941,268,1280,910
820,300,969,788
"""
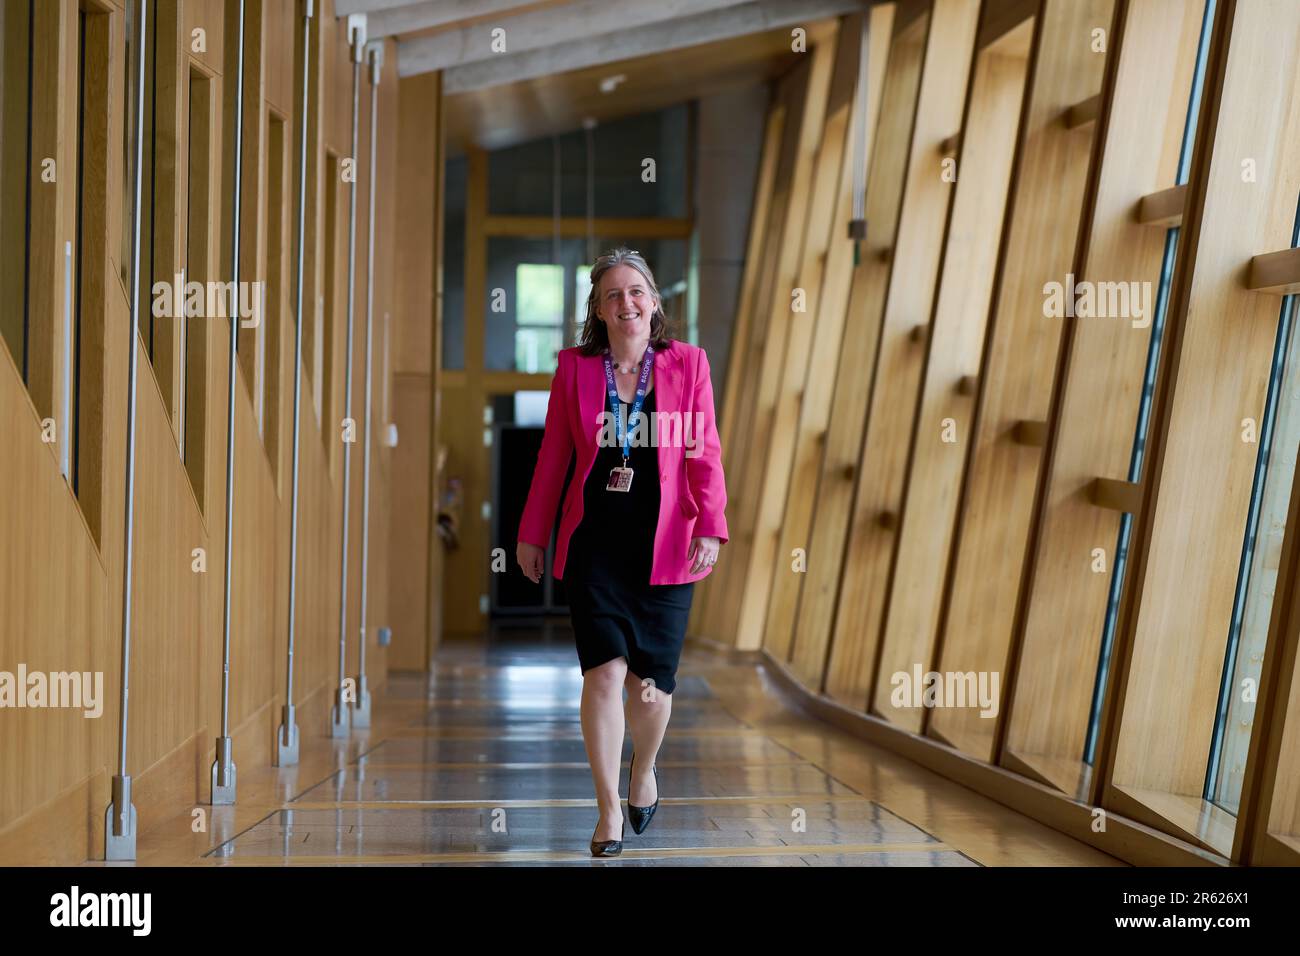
590,815,625,857
628,750,660,835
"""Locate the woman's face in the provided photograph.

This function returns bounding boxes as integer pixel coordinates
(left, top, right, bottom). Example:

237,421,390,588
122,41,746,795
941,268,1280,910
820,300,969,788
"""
596,264,656,340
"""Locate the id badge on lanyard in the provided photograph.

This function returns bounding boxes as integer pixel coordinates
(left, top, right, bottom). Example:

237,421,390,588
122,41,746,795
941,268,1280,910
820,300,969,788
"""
603,345,654,492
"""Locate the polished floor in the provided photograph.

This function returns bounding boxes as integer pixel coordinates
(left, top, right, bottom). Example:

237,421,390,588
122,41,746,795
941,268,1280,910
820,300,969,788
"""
134,622,1122,866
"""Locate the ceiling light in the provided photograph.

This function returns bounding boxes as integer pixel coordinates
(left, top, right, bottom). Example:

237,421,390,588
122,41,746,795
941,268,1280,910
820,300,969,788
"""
599,73,627,94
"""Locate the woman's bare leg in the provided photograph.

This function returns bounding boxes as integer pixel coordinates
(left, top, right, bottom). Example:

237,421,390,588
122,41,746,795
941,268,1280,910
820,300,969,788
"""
624,671,672,806
581,657,629,841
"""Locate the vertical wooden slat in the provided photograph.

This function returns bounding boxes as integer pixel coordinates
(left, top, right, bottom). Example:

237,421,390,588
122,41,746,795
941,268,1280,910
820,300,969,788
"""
696,44,816,647
923,0,1113,752
876,11,1033,736
1098,0,1300,856
735,18,859,648
27,0,75,426
823,0,980,706
786,4,931,687
761,2,896,661
1002,0,1206,798
689,99,783,641
700,38,837,647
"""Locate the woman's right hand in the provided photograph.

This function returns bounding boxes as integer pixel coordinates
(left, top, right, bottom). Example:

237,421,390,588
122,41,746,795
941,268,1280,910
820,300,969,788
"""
517,542,545,583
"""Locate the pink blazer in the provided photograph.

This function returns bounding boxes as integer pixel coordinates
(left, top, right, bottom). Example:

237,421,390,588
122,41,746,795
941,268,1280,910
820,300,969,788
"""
518,339,729,585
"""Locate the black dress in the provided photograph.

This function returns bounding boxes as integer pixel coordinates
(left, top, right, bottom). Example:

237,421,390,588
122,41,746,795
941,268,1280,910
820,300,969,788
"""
566,387,695,695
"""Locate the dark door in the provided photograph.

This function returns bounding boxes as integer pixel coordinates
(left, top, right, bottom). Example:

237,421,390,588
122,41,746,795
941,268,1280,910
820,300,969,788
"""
493,423,573,614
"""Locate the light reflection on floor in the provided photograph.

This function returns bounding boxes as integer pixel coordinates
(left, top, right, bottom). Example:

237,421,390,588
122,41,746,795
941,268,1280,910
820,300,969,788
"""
206,633,979,867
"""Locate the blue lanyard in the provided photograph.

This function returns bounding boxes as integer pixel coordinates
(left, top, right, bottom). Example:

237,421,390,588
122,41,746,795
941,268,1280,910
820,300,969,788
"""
602,345,654,464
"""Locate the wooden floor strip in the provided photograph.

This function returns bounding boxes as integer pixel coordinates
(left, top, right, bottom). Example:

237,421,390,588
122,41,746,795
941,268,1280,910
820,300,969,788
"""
282,793,877,811
206,841,955,866
344,759,814,771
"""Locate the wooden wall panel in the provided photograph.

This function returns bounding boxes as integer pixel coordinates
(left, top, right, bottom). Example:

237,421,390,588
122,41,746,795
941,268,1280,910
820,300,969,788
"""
876,13,1032,734
394,74,437,379
825,0,980,707
760,3,895,661
1104,0,1300,847
302,7,325,428
690,94,789,643
77,8,119,545
26,0,74,428
0,0,32,375
389,374,432,670
681,0,1300,868
1004,0,1204,797
1250,470,1300,860
0,0,405,864
705,29,839,650
184,0,226,76
150,0,186,431
692,62,805,643
787,3,930,687
925,0,1114,753
386,69,441,671
737,19,862,647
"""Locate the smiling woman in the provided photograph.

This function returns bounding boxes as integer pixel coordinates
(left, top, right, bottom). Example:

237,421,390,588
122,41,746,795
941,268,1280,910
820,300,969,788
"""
515,246,729,856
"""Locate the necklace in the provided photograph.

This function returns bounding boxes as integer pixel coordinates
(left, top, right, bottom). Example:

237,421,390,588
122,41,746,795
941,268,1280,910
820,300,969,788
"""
610,339,651,374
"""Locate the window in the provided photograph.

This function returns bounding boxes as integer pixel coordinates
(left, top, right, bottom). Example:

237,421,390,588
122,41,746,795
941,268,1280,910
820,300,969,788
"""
322,152,341,458
441,155,466,371
119,0,134,287
0,0,33,379
573,264,592,329
182,66,215,507
138,0,157,361
514,263,563,374
1084,0,1215,766
487,106,690,219
1207,193,1300,814
262,112,287,452
485,237,688,372
71,8,87,492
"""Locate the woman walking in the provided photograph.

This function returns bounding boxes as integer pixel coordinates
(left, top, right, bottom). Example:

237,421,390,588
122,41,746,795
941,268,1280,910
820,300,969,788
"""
516,248,729,858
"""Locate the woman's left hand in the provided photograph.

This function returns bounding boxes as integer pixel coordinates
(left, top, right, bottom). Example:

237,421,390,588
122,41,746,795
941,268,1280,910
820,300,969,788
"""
687,536,721,574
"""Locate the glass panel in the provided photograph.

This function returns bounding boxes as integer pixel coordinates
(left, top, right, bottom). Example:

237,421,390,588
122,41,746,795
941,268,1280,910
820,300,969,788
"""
0,0,33,379
442,154,466,370
574,264,592,328
73,8,87,493
1083,0,1216,763
183,68,211,476
486,236,687,372
120,0,134,285
515,263,564,326
1207,193,1300,813
1084,227,1177,764
139,0,157,361
514,327,563,375
487,105,689,218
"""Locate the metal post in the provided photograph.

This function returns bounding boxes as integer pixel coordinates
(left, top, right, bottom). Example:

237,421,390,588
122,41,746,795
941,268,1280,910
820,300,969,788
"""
332,14,366,739
276,0,315,766
210,0,246,806
353,40,382,729
105,0,148,861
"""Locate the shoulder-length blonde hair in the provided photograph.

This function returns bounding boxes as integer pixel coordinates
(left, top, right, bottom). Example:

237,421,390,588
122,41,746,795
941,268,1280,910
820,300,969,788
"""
578,247,675,356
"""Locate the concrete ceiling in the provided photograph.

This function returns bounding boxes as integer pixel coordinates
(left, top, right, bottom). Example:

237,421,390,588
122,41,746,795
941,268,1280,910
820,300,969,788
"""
336,0,863,151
